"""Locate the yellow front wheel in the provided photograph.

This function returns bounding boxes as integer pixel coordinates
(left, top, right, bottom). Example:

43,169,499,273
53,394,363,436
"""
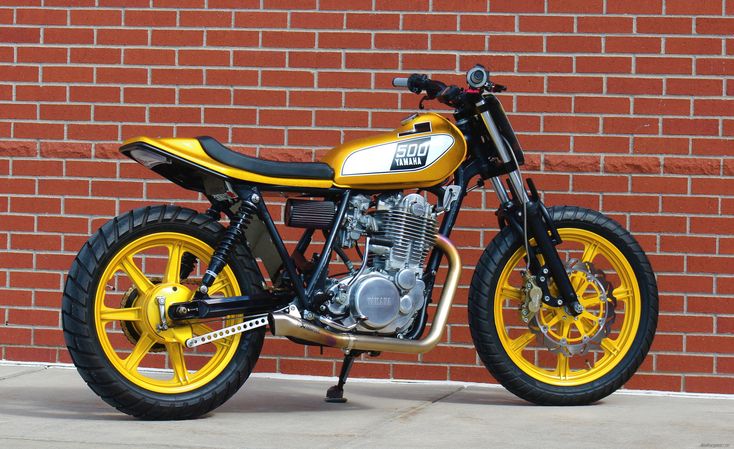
62,205,265,419
468,206,658,405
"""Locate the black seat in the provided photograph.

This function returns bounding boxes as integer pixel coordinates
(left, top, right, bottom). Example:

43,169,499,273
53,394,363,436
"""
197,136,334,180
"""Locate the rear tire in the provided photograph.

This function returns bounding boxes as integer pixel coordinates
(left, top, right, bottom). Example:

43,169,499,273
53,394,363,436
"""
62,205,265,419
468,206,658,405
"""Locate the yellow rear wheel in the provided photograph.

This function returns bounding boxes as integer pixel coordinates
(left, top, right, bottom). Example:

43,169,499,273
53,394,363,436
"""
469,206,658,405
62,206,265,419
94,232,243,394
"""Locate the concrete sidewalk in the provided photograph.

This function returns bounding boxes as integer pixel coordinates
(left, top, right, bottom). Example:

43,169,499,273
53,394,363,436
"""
0,364,731,449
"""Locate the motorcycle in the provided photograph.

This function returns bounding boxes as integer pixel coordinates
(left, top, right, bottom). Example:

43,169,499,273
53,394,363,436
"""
62,64,658,419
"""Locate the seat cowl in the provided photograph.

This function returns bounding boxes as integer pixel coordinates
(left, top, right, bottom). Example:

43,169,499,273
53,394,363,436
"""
197,136,334,181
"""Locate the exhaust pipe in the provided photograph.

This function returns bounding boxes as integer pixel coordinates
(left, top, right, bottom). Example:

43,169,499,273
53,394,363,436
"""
270,234,461,354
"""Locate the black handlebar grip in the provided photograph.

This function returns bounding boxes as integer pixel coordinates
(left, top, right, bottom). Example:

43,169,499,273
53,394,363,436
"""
392,77,409,88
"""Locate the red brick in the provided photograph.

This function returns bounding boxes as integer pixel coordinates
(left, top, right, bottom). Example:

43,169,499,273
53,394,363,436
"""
635,56,693,75
663,196,718,214
634,98,691,116
180,10,232,27
578,56,632,74
686,376,734,394
206,30,259,47
696,58,734,76
696,18,734,35
432,34,486,51
606,37,661,54
519,56,573,73
664,157,720,175
607,77,663,95
375,32,428,50
695,99,734,117
402,53,457,71
663,118,719,136
152,29,203,47
489,0,543,12
607,0,662,14
428,0,485,10
657,355,713,373
603,117,659,135
71,9,121,26
346,12,399,30
667,38,722,55
0,27,40,43
124,49,175,66
693,138,733,156
286,12,341,29
637,17,692,34
667,0,723,15
17,46,67,63
548,36,602,53
459,14,514,32
633,136,690,155
44,27,93,44
577,16,633,33
124,9,176,26
547,76,603,93
97,28,148,46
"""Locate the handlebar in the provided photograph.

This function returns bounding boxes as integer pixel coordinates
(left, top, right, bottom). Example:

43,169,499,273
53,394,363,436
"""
392,77,409,88
391,67,507,109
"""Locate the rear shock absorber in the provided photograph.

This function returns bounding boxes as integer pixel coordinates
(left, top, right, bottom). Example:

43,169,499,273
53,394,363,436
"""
195,192,260,298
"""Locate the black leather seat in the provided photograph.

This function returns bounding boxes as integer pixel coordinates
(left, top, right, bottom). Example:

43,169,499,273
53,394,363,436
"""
197,136,334,180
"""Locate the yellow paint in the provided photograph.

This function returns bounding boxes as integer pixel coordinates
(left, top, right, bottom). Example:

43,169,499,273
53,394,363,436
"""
321,113,467,189
124,112,467,190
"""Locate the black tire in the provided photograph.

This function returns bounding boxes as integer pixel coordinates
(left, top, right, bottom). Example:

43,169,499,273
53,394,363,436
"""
468,206,658,405
62,205,265,419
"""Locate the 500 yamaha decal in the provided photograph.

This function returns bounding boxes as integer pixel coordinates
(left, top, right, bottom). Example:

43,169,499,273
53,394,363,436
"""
391,137,430,171
340,134,455,177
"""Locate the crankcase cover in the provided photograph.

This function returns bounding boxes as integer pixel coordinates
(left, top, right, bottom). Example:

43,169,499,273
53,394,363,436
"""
350,273,400,330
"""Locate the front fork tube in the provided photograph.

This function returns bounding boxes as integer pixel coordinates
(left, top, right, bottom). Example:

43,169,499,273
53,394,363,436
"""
494,175,582,316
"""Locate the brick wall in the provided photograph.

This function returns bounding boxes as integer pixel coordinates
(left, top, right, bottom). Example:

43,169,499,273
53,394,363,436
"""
1,1,732,394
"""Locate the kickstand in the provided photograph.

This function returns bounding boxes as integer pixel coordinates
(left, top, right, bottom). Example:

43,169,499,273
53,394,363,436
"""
325,354,355,403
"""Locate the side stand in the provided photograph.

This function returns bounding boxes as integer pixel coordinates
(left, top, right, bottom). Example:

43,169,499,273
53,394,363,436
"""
325,354,355,403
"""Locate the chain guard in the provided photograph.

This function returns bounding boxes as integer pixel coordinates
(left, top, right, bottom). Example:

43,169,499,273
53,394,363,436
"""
527,260,617,357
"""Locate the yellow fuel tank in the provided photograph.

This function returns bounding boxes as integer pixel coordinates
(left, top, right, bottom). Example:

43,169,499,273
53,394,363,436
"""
321,112,467,189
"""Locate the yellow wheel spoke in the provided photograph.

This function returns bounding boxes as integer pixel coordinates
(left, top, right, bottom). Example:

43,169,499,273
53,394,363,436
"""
166,342,190,384
555,354,570,379
570,272,588,293
120,256,154,295
164,242,185,284
578,293,600,307
510,332,535,353
581,241,599,263
500,285,523,301
601,338,621,357
573,319,588,335
612,287,634,303
580,311,599,322
191,323,232,350
100,306,142,323
544,312,562,328
558,318,572,339
124,333,156,371
208,277,232,296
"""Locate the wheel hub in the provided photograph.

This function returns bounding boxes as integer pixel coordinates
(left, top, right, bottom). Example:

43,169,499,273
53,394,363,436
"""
136,283,194,345
528,260,617,356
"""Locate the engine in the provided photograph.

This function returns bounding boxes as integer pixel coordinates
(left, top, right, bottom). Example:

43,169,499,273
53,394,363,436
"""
320,192,437,336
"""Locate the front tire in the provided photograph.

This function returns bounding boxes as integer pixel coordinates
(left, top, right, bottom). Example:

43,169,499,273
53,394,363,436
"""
62,205,265,419
469,206,658,405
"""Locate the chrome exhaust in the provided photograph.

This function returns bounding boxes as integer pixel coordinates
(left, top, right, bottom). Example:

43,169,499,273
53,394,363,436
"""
270,234,461,354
